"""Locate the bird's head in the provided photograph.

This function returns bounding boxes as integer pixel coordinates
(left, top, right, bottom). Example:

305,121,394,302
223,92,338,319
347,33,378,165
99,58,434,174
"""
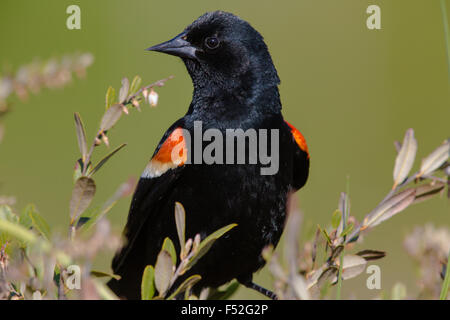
147,11,281,106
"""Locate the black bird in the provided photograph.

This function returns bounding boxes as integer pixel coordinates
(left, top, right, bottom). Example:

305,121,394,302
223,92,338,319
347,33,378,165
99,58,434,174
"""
108,11,309,299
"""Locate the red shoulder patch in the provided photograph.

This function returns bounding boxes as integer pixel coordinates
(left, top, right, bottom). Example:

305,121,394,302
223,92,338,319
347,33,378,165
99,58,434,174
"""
285,120,309,158
142,127,188,178
153,128,187,164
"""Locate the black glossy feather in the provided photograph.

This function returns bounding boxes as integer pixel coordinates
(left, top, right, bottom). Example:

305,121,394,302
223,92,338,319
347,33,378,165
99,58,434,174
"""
108,11,309,299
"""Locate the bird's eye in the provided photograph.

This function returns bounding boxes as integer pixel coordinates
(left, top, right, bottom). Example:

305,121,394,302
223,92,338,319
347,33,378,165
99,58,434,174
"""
204,37,220,50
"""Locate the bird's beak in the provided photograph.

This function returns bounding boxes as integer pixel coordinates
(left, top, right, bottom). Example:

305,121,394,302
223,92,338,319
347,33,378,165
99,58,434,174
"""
146,32,197,60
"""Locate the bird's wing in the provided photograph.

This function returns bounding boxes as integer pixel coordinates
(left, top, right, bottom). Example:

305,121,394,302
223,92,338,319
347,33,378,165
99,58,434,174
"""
112,121,189,272
285,120,310,190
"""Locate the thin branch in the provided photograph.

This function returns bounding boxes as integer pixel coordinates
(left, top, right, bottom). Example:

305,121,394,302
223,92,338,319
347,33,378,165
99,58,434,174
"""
125,75,174,105
80,76,174,177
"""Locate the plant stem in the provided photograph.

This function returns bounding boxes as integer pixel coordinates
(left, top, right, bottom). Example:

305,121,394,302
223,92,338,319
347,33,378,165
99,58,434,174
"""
380,173,419,205
124,75,174,105
336,177,350,300
81,131,100,176
441,0,450,82
440,249,450,300
81,76,173,177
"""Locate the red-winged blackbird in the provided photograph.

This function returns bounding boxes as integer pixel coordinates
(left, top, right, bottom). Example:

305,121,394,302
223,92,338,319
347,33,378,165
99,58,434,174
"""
107,11,309,300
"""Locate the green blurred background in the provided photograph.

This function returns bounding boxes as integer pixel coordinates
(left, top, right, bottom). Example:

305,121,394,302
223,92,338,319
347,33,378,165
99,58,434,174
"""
0,0,448,299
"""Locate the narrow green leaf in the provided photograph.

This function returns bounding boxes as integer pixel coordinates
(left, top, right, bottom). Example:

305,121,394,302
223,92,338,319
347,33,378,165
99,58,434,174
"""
92,279,119,300
331,210,342,229
118,77,129,103
0,205,20,246
88,143,127,177
362,188,416,230
337,190,349,302
0,205,18,223
129,75,142,96
105,86,116,110
318,225,332,245
19,205,34,229
393,129,417,189
154,250,174,297
162,237,177,265
28,208,51,240
413,182,446,204
317,266,338,288
75,205,101,230
312,228,320,265
356,249,386,261
77,201,117,231
208,281,240,300
100,103,123,131
336,249,344,300
141,265,155,300
305,266,323,289
329,244,344,262
319,279,333,299
0,219,37,244
74,113,88,161
333,255,367,283
174,202,186,255
419,139,450,177
440,250,450,300
70,177,96,225
167,275,201,300
340,222,354,238
91,270,121,280
78,178,135,231
186,223,237,270
336,192,347,236
73,160,83,183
